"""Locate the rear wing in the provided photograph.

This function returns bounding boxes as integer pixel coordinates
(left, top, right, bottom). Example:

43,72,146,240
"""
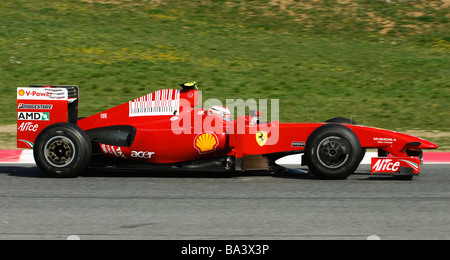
17,85,79,149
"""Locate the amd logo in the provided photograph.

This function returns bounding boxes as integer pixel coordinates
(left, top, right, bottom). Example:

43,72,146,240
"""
18,112,50,121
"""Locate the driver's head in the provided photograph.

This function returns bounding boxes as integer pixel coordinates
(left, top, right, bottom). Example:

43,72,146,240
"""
208,105,232,122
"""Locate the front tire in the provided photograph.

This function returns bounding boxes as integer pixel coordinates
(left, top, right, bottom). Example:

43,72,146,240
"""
325,117,366,164
305,124,362,179
34,123,92,178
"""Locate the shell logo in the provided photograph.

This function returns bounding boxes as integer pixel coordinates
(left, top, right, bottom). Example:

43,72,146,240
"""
194,132,219,154
18,89,25,96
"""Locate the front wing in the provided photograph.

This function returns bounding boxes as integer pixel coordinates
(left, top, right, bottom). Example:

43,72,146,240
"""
371,157,422,178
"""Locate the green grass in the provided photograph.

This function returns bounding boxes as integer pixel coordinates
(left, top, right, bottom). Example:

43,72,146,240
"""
0,0,449,136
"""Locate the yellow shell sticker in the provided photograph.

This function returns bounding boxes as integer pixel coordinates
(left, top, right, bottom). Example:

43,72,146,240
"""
194,132,219,154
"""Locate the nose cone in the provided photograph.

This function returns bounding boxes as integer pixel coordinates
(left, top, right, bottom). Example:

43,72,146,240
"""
420,140,439,150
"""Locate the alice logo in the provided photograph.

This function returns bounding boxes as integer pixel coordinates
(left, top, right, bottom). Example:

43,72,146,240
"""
194,132,219,154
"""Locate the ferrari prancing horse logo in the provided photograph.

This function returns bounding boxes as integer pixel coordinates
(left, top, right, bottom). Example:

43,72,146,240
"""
256,131,268,147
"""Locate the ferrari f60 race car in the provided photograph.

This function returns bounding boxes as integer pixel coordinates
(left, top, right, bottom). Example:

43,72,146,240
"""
16,83,438,179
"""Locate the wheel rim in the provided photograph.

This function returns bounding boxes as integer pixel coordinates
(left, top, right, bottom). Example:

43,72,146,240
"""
44,136,76,168
316,136,350,169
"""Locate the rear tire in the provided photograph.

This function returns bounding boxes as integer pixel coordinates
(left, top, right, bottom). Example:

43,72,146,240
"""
305,124,362,179
34,123,91,178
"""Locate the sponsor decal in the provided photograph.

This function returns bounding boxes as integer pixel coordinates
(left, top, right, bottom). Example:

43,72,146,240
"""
373,137,397,144
18,122,39,132
17,87,68,100
18,103,53,110
131,151,155,159
372,159,401,172
291,141,305,147
100,113,107,119
17,88,50,99
256,131,268,147
194,132,219,154
18,112,50,121
101,144,127,159
129,89,180,117
371,158,420,173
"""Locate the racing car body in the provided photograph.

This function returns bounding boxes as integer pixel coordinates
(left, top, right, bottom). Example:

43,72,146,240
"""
17,84,438,179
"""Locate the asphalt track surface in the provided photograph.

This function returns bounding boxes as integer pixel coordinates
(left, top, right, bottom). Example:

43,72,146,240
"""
0,164,449,240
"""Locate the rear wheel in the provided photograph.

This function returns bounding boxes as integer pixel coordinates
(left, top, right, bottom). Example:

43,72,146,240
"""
34,123,91,178
305,124,362,179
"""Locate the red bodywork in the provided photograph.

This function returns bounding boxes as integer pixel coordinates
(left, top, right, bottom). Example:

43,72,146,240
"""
17,86,438,177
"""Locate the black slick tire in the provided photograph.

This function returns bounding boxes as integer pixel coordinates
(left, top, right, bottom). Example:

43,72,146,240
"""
325,117,358,125
305,124,362,180
325,117,366,164
33,123,92,178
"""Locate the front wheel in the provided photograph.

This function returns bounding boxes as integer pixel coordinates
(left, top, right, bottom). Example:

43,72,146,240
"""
305,124,362,179
34,123,92,178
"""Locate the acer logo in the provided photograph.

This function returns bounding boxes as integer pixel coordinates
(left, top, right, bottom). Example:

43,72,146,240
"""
18,122,39,132
131,151,155,159
372,159,400,172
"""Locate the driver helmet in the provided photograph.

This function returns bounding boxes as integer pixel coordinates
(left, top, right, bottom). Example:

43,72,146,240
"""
208,105,232,122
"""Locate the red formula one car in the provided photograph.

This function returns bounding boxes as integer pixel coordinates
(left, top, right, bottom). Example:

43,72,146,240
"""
17,83,438,179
